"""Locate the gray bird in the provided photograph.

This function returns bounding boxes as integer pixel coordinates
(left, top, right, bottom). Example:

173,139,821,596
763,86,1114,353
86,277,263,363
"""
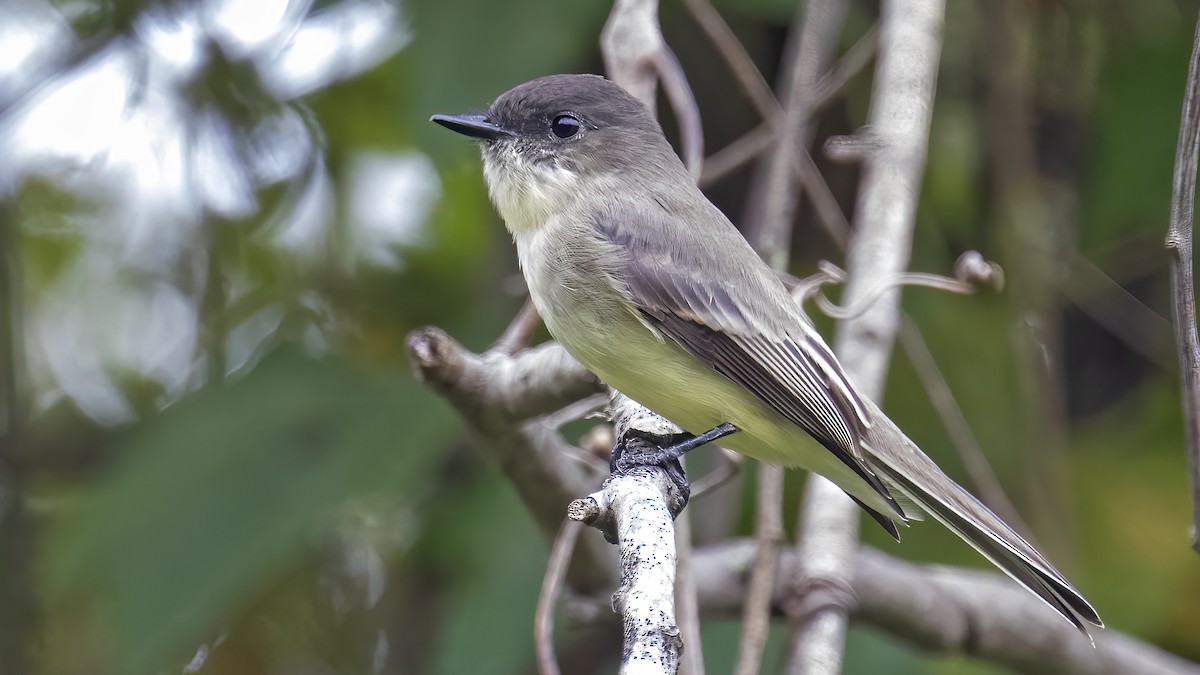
431,73,1102,634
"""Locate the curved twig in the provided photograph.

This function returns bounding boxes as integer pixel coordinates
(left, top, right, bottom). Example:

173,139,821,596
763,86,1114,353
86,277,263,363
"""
536,519,583,675
1165,7,1200,553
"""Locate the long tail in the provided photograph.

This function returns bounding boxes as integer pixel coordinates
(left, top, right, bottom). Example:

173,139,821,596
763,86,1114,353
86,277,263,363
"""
860,401,1103,635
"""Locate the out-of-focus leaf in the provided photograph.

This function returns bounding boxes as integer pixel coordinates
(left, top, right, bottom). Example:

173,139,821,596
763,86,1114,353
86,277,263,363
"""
1081,29,1191,248
424,471,547,675
44,348,454,675
16,177,88,290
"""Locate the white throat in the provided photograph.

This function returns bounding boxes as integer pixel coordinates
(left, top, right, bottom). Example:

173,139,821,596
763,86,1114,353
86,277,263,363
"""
481,144,591,235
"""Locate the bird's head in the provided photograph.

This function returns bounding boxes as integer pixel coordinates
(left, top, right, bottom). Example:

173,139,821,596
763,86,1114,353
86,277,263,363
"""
431,74,687,233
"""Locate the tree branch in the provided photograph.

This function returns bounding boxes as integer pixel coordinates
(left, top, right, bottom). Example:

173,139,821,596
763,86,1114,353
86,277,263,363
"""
742,0,850,266
787,1,944,672
693,540,1200,675
405,328,615,592
568,393,688,675
1166,8,1200,555
536,519,583,675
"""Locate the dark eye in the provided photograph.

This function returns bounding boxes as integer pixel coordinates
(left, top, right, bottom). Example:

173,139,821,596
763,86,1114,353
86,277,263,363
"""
551,114,582,139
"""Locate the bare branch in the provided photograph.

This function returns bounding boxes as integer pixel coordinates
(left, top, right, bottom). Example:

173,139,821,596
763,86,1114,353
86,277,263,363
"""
674,504,706,675
494,299,542,355
809,24,879,110
536,519,583,675
570,469,683,675
1063,252,1173,369
693,540,1200,675
788,1,945,672
408,326,601,423
743,0,851,267
569,393,688,675
601,0,663,112
731,465,783,675
699,124,774,187
405,328,614,592
680,0,780,122
654,47,705,180
1167,8,1200,554
898,317,1033,537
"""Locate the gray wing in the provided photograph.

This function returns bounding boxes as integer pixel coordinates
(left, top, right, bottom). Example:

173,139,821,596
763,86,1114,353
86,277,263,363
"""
594,206,904,522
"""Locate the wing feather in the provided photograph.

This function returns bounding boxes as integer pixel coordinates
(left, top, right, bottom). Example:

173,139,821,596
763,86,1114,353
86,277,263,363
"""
595,207,903,521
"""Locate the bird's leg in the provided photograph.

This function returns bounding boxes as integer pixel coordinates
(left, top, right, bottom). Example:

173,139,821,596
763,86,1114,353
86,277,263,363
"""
610,422,739,510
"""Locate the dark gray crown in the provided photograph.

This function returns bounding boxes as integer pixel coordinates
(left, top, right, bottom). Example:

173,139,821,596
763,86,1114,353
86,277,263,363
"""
487,74,659,140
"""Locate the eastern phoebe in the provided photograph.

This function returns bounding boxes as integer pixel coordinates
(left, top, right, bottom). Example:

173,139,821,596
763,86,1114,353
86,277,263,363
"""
431,73,1101,633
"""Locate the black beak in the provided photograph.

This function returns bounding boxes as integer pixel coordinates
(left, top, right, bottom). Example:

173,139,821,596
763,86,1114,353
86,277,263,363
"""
430,113,512,141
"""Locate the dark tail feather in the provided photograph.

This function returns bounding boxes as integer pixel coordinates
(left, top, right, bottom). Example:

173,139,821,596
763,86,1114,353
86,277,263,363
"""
847,494,902,542
862,405,1103,635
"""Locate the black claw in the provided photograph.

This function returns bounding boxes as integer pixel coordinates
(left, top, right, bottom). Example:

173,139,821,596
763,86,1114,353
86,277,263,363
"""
609,423,739,513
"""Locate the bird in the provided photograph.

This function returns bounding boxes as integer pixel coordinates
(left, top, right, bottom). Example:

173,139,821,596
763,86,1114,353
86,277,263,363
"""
430,73,1103,635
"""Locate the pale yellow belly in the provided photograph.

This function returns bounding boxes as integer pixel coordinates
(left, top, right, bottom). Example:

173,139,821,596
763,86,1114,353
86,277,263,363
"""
564,319,896,517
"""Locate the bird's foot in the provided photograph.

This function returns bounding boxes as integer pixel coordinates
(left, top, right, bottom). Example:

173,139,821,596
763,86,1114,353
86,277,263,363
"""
609,422,739,512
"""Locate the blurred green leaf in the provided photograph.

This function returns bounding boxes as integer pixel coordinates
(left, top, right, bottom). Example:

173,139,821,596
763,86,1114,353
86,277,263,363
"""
1081,28,1191,248
44,348,455,674
16,177,88,290
425,471,547,675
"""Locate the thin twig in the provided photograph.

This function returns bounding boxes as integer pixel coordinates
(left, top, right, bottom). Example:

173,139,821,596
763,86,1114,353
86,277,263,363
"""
792,147,852,249
654,47,705,181
732,464,783,675
898,317,1034,538
809,24,879,110
689,448,744,497
674,504,705,675
1063,253,1176,370
699,124,775,187
1166,7,1200,554
536,519,583,675
745,0,851,264
494,299,542,355
679,0,781,122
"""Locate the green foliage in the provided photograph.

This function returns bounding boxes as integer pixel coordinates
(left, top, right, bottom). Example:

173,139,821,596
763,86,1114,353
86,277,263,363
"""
43,349,453,674
1082,23,1192,249
15,177,88,291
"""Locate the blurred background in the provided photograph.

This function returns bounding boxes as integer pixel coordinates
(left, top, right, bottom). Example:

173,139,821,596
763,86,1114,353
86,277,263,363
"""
1,0,1198,673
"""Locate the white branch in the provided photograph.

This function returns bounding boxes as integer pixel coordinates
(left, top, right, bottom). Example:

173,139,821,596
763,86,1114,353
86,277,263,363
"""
569,395,686,675
601,0,663,114
789,0,945,672
694,540,1200,675
571,468,683,675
